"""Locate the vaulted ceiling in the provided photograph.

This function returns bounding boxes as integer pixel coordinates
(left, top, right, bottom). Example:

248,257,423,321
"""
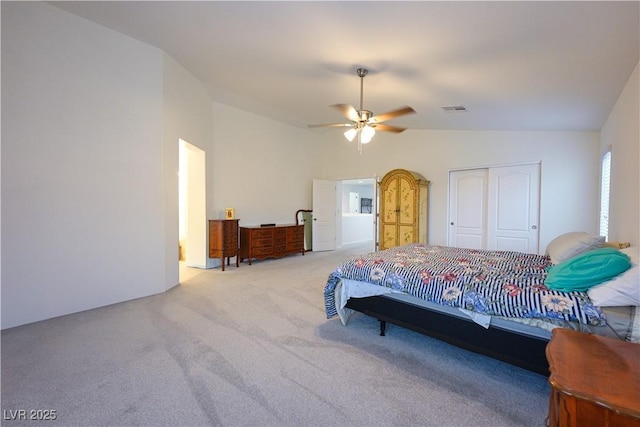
52,1,639,132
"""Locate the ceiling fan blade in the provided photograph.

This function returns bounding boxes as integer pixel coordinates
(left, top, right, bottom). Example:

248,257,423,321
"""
331,104,360,123
371,123,407,133
307,123,354,129
370,106,416,123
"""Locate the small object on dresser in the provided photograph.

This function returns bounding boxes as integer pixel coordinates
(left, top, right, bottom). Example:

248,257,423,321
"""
224,208,235,219
260,223,276,227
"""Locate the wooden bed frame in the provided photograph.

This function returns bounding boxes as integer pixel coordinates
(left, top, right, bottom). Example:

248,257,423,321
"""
345,295,550,375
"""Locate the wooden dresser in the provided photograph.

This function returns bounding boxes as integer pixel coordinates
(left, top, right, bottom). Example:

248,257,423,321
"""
239,224,304,265
208,219,239,271
546,328,640,427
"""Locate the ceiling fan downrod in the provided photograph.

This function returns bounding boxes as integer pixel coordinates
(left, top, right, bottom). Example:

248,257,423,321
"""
356,68,371,121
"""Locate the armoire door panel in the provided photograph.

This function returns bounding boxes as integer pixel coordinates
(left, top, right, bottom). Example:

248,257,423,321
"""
381,224,397,248
398,225,415,245
382,178,398,223
399,204,414,223
398,176,415,223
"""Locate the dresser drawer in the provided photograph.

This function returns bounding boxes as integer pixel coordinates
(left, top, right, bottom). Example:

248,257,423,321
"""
287,234,303,244
251,246,273,256
224,234,238,246
286,226,304,246
251,229,274,239
286,244,302,252
251,238,272,248
287,227,303,237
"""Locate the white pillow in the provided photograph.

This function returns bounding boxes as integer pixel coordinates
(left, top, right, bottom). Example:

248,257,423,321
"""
545,231,605,265
588,247,640,307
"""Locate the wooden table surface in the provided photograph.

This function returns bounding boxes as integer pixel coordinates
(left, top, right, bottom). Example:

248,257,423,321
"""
546,328,640,420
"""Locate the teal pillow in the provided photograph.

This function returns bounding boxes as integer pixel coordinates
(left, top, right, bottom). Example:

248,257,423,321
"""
545,247,632,292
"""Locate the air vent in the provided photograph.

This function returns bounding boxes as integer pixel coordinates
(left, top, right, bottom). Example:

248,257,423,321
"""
442,105,467,112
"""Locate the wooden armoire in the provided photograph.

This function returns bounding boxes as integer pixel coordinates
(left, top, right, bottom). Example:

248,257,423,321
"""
378,169,430,250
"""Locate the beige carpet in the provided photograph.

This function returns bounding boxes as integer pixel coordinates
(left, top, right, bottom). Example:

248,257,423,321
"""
2,243,549,426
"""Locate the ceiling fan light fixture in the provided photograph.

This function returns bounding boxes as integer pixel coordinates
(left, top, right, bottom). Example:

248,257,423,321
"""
344,128,358,142
361,125,375,143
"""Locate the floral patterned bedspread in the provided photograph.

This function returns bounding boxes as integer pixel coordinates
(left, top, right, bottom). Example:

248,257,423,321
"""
324,244,606,326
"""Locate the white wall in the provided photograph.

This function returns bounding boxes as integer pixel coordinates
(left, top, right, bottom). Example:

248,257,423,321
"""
162,55,214,275
342,214,375,245
1,2,166,328
2,3,214,328
313,129,601,253
601,61,640,246
210,102,322,226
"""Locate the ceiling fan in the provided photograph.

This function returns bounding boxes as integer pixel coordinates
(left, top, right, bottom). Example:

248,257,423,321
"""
308,68,416,153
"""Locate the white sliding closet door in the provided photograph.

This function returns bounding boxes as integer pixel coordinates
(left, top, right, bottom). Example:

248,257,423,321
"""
487,164,540,253
448,169,488,249
449,163,540,253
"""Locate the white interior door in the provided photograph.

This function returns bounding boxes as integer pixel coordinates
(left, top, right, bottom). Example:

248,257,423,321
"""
312,179,337,251
448,169,488,249
487,164,540,253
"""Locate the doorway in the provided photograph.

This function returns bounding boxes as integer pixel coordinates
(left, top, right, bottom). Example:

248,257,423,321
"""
312,177,377,252
179,139,207,281
340,178,376,246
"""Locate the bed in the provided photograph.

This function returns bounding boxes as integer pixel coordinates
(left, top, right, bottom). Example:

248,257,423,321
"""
323,234,639,375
